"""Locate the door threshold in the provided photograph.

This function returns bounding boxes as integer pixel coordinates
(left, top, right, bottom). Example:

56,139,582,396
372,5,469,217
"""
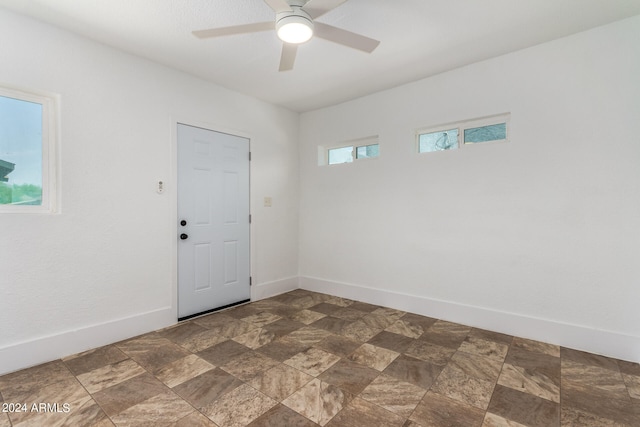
178,298,251,322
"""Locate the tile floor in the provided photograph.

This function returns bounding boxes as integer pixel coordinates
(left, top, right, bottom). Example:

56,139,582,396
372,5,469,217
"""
1,289,639,426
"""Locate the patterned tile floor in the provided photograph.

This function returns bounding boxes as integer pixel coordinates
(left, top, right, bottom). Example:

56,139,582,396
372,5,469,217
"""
1,289,639,426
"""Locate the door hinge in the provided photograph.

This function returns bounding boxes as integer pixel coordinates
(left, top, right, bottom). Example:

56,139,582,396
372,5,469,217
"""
250,276,252,286
249,152,252,161
249,214,252,224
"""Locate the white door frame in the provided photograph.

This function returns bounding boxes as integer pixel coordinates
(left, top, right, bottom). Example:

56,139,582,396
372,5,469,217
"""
170,118,253,321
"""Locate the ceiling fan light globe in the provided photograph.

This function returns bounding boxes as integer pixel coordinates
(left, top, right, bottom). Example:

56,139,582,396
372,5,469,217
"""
276,15,313,44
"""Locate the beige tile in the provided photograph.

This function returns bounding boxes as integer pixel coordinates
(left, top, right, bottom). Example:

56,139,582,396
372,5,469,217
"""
203,384,277,427
290,309,327,325
482,412,529,427
459,336,509,362
241,312,282,327
348,343,399,371
340,320,381,342
4,377,92,426
360,374,426,417
282,378,353,426
177,329,228,353
76,359,145,394
285,348,341,377
248,364,313,401
286,326,333,346
154,354,215,388
110,390,194,426
232,328,277,349
498,363,560,403
220,351,280,381
385,319,424,338
431,362,496,410
172,411,219,427
623,373,640,399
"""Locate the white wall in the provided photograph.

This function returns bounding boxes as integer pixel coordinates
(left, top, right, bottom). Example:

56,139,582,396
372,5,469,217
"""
299,16,640,362
0,8,299,375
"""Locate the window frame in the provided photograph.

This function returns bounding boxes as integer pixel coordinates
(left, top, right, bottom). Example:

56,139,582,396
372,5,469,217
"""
0,85,58,214
321,136,380,166
416,113,510,154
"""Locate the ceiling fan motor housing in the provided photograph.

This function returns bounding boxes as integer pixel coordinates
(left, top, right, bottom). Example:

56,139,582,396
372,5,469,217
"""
276,6,314,44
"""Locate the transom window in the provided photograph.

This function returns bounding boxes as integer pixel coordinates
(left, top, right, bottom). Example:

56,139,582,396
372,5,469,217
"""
324,136,379,166
417,113,509,154
0,86,58,213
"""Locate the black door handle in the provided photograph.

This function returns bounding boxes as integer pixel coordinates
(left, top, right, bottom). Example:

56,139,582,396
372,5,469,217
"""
180,220,187,226
180,233,188,240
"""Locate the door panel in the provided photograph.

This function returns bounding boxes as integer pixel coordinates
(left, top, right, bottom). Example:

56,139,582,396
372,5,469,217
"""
177,123,250,319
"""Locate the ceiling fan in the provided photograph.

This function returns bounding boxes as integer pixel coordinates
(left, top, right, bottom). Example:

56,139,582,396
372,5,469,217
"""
192,0,380,71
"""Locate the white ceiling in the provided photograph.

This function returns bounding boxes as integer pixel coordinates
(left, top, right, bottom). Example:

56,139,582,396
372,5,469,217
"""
1,0,639,112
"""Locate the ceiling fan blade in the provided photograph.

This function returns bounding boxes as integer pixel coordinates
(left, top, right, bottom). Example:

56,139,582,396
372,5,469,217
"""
304,0,349,19
193,21,274,39
279,43,298,71
264,0,293,13
314,22,380,53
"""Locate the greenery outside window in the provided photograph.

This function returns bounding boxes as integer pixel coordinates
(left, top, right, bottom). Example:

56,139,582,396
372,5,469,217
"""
0,86,58,213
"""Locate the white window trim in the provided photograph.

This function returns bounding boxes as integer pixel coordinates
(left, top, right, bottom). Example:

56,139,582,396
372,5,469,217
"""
416,113,510,154
0,85,59,214
320,135,379,166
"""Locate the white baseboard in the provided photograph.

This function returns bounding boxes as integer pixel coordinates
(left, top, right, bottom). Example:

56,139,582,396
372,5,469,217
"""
300,276,640,364
0,307,175,376
251,276,300,301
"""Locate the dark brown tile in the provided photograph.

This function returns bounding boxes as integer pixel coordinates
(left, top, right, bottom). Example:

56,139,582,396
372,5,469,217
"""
326,397,405,427
173,411,219,426
282,378,354,425
310,302,343,316
220,351,280,381
349,301,381,313
561,347,620,372
258,337,311,362
158,321,208,345
248,404,319,427
197,339,250,366
468,327,514,345
311,316,350,334
91,372,167,416
116,334,191,372
409,391,485,427
318,359,380,394
400,313,438,330
383,354,444,390
618,360,640,376
420,321,470,349
202,383,278,427
331,307,367,321
368,331,415,353
404,340,455,365
262,318,305,337
173,368,242,410
63,345,129,376
488,384,560,427
314,334,361,358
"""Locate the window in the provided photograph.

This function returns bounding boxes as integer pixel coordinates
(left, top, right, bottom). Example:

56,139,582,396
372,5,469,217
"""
417,113,509,154
0,86,57,213
324,136,379,165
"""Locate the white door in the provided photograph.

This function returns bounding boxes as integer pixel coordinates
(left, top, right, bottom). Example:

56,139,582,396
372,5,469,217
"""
177,123,250,320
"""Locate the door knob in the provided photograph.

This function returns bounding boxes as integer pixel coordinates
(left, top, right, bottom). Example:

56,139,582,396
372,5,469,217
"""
180,233,188,240
180,220,187,226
